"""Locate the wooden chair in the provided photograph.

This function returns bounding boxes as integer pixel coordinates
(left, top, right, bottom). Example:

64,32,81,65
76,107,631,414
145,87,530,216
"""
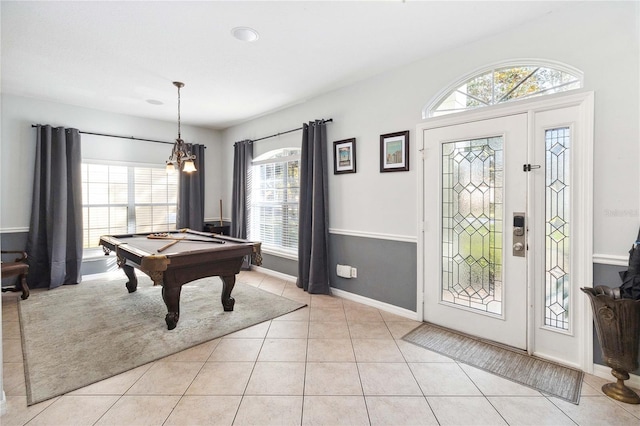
1,250,30,300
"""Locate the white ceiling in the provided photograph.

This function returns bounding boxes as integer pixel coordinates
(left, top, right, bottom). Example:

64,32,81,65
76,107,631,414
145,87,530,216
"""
1,1,572,130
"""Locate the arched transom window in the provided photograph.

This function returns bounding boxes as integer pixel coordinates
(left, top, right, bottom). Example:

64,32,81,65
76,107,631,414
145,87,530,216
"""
427,61,583,117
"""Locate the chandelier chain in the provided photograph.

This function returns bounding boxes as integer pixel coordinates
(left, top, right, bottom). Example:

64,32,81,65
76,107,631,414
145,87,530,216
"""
177,83,181,140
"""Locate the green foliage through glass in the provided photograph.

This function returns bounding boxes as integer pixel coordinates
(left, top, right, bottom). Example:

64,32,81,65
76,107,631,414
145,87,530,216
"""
432,65,581,116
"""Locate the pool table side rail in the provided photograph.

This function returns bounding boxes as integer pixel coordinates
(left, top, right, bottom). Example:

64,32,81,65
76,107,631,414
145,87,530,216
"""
181,229,263,266
98,234,262,269
99,235,172,273
194,234,262,267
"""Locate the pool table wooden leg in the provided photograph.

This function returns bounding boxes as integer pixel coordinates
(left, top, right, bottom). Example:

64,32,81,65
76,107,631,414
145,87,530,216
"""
162,285,181,330
121,264,138,293
220,274,236,311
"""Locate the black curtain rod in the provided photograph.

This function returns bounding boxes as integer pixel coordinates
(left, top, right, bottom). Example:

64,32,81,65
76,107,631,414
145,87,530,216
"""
249,118,333,143
31,125,174,145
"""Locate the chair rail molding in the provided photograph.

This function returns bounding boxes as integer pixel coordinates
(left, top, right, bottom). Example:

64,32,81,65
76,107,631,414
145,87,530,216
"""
0,227,29,234
328,228,417,243
593,253,630,267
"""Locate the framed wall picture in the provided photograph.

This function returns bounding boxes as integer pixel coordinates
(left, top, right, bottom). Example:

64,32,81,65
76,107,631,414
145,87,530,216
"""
333,138,356,174
380,130,409,172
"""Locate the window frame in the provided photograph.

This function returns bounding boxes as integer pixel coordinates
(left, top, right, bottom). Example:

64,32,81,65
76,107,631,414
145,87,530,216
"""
424,59,584,118
81,159,178,255
249,148,301,260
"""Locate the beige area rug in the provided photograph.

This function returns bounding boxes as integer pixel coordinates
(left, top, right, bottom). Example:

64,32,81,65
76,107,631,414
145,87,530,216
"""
403,322,584,404
18,275,306,405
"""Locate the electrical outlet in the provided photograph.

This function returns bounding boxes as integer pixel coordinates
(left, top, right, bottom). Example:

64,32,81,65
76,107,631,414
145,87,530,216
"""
351,267,357,278
337,264,352,278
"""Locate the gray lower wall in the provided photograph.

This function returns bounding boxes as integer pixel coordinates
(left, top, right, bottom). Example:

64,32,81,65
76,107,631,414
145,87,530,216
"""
259,253,298,278
256,234,417,311
329,234,417,311
1,231,29,288
593,262,627,289
0,231,28,252
0,231,118,287
240,234,417,312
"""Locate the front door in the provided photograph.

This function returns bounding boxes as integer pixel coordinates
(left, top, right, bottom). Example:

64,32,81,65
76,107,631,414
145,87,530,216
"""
421,114,528,349
417,93,594,368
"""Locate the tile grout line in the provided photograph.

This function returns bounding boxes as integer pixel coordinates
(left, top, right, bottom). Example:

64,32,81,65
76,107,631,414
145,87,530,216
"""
231,274,270,424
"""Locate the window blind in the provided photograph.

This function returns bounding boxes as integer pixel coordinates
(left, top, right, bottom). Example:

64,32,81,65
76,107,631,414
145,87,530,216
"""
250,149,300,256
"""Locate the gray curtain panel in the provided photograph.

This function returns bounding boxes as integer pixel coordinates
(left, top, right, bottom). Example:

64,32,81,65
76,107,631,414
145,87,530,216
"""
231,140,253,239
26,125,83,289
177,143,206,230
297,120,330,294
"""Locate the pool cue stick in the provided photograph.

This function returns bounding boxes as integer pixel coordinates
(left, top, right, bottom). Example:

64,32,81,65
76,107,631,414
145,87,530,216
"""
157,237,183,252
147,235,225,244
219,199,223,226
179,228,230,242
148,235,196,240
185,228,250,244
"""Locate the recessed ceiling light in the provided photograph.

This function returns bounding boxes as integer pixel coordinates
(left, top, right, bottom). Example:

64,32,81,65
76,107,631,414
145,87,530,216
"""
231,27,259,42
146,99,163,105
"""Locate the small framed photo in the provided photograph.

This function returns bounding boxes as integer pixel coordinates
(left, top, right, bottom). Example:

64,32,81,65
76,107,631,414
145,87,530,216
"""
380,130,409,172
333,138,356,174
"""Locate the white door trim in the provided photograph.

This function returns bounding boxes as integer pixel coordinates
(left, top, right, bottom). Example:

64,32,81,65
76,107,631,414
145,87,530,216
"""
416,90,594,371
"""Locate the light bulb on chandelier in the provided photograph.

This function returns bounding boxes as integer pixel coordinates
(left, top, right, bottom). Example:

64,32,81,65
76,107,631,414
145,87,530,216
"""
166,81,197,173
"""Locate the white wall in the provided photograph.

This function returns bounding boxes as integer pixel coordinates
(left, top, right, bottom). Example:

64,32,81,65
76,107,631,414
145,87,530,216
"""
222,1,640,257
0,94,223,230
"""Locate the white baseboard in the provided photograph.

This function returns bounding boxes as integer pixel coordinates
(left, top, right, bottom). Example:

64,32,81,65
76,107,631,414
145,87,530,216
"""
531,351,582,370
330,287,419,320
251,266,297,283
252,266,419,320
592,363,640,389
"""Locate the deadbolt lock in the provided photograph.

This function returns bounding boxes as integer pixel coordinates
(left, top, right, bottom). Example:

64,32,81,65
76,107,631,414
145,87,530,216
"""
513,213,526,257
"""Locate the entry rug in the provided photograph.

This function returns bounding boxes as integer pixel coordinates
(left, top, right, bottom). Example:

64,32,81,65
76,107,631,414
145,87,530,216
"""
403,322,583,404
18,275,306,405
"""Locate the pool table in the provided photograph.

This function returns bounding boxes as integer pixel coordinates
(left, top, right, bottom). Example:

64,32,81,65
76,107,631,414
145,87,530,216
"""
99,229,262,330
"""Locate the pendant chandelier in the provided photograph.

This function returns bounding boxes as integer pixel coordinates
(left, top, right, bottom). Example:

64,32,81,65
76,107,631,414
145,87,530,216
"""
166,81,197,173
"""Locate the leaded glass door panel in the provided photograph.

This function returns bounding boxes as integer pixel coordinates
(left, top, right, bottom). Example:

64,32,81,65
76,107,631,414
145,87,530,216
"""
529,105,584,367
423,114,528,349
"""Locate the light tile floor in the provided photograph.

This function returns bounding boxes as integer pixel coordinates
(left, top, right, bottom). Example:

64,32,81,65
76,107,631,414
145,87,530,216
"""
2,270,640,425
